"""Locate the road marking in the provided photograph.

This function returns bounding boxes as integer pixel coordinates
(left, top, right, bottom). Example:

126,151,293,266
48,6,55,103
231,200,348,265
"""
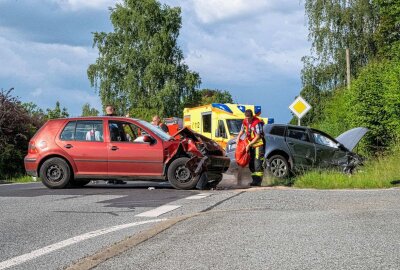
135,205,181,217
185,193,211,200
0,219,164,270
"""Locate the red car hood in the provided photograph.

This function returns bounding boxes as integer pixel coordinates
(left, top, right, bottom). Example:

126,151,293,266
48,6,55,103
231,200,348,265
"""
173,127,224,155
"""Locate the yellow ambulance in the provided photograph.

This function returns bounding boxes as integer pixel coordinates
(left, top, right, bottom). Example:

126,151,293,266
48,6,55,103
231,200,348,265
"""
183,103,273,149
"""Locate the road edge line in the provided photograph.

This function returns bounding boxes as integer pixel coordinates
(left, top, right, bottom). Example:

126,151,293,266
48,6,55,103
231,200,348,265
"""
65,214,199,270
66,191,247,270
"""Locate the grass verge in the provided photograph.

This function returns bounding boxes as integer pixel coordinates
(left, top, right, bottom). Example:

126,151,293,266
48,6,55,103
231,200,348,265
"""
293,152,400,189
1,175,37,184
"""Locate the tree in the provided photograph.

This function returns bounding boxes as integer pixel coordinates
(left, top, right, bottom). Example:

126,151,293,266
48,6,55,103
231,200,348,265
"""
374,0,400,59
81,103,99,116
46,101,69,120
198,89,233,105
88,0,201,119
185,89,234,107
22,102,46,137
299,0,380,126
303,0,378,90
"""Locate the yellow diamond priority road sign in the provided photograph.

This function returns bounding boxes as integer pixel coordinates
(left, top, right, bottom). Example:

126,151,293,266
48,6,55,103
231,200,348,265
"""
289,96,311,119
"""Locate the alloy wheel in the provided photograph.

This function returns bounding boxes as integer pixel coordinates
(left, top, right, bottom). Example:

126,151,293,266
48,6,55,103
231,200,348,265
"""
270,158,288,178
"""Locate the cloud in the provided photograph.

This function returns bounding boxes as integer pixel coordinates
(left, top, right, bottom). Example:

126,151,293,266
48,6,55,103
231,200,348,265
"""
0,36,101,115
179,6,308,80
54,0,118,11
0,0,114,46
189,0,302,24
32,88,43,97
161,0,308,122
0,0,309,122
192,0,269,24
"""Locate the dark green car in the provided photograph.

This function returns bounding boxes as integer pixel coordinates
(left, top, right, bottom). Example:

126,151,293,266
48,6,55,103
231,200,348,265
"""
226,125,368,178
263,125,368,178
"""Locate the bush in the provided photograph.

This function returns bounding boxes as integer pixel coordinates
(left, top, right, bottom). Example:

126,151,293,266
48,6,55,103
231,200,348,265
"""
0,89,42,179
349,60,400,154
311,59,400,156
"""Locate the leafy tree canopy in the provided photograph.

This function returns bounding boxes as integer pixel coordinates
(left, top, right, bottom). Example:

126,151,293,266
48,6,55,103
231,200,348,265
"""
374,0,400,59
298,0,393,126
88,0,201,119
46,101,69,120
303,0,378,90
81,103,99,117
185,89,234,107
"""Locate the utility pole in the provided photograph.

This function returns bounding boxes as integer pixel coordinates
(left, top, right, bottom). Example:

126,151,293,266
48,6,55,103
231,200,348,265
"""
346,48,351,90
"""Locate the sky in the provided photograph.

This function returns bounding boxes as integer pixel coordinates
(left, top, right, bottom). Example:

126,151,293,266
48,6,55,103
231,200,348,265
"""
0,0,309,123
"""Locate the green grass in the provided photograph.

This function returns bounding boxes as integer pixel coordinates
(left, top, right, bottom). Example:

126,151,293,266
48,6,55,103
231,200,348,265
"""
293,152,400,189
1,175,37,183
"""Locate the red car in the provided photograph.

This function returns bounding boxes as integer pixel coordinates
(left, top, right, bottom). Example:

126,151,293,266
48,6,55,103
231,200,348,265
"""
24,117,230,190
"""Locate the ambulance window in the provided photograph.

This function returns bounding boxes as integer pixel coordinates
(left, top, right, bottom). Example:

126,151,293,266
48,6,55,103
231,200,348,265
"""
216,120,227,138
202,114,211,133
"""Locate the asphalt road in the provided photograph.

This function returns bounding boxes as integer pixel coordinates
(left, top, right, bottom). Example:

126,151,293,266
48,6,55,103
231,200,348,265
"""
94,188,400,270
2,182,400,269
0,182,202,270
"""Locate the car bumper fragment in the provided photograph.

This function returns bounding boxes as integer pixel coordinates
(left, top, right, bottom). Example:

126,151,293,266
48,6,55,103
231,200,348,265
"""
186,156,208,177
207,155,230,172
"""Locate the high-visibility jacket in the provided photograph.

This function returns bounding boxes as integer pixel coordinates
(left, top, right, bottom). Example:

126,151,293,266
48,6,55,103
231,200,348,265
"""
243,117,264,148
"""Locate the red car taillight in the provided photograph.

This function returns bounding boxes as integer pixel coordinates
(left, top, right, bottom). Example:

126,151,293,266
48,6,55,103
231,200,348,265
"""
28,141,38,154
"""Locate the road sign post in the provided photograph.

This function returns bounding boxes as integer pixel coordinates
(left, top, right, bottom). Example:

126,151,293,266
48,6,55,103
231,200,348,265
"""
289,96,311,126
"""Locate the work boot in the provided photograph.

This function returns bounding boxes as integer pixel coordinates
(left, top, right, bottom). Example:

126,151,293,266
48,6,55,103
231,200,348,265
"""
249,176,262,187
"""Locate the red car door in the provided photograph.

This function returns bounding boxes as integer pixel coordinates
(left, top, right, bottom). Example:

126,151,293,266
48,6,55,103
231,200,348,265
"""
106,120,164,177
56,120,108,176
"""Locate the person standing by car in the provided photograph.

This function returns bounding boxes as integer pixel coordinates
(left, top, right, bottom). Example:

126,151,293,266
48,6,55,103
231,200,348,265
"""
104,104,126,185
151,115,169,134
236,109,265,186
105,104,117,116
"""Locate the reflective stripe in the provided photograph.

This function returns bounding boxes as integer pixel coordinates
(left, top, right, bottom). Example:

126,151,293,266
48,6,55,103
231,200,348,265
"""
246,137,264,148
243,117,264,148
251,172,264,177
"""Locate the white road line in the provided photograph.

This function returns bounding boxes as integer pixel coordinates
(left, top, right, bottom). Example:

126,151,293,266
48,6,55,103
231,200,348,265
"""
135,205,181,217
185,193,211,200
0,219,164,270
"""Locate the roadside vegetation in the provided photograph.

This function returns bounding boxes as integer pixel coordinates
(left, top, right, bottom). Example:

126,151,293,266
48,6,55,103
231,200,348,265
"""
289,0,400,189
1,175,35,184
294,149,400,189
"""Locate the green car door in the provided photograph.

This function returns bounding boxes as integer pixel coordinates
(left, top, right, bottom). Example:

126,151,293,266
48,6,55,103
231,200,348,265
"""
285,127,316,170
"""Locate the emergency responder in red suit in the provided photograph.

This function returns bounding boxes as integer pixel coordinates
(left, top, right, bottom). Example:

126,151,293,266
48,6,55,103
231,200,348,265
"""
236,109,265,186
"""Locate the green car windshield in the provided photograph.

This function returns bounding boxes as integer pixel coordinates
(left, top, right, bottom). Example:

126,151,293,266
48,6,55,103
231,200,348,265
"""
226,119,243,135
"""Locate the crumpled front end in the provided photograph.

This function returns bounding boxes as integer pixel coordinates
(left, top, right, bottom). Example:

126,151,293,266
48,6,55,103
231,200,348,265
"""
335,151,364,174
167,127,230,188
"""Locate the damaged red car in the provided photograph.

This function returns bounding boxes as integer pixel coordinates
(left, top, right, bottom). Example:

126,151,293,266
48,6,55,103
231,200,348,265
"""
24,117,230,190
